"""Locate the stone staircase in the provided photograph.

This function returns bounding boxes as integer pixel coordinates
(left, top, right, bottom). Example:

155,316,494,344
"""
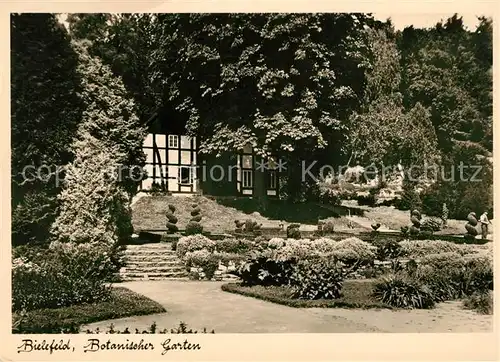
119,243,188,281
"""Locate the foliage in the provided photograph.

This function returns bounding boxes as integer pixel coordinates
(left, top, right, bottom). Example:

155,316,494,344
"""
50,135,133,246
11,13,84,246
166,205,178,233
286,224,301,239
317,178,342,206
176,234,216,258
13,287,166,334
420,217,442,233
185,221,204,235
420,146,493,219
398,239,475,257
12,241,118,312
221,280,392,309
357,193,376,207
463,291,493,315
184,250,220,280
289,257,345,300
215,238,253,254
397,182,422,211
329,237,377,264
235,251,297,287
370,238,405,260
399,15,492,154
373,274,435,309
348,25,439,169
51,40,145,246
415,253,493,301
84,321,215,334
322,220,336,233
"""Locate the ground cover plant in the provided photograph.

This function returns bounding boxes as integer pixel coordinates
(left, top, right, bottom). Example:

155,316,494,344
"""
12,242,121,312
222,279,391,309
84,321,215,334
13,287,166,334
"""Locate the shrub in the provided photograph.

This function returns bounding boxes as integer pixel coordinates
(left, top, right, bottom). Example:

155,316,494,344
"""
267,237,286,249
373,274,435,309
397,182,422,211
420,217,442,233
187,203,203,234
329,237,377,266
185,221,204,236
12,241,116,311
184,250,220,280
216,252,247,266
415,253,493,301
289,257,345,300
398,239,475,257
357,193,376,207
322,220,335,233
272,239,315,261
235,251,296,287
244,219,262,233
176,235,216,258
166,205,178,233
286,224,301,239
370,238,405,261
463,291,493,315
216,238,253,254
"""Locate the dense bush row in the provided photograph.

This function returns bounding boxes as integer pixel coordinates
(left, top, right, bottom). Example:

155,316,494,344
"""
12,242,122,312
209,233,494,312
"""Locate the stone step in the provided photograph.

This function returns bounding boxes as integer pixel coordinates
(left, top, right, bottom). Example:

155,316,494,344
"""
124,250,177,256
124,260,184,267
120,271,188,280
124,255,180,262
121,266,186,273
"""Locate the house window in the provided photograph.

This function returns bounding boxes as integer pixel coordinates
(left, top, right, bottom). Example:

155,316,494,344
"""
242,170,253,188
168,135,179,148
268,171,277,189
179,166,192,185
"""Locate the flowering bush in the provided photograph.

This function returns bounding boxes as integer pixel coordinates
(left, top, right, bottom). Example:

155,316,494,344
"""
12,242,115,311
184,250,220,279
216,238,253,254
328,237,377,265
176,235,216,258
272,239,316,261
267,238,286,249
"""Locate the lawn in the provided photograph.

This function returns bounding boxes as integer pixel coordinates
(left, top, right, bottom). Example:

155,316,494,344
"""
344,202,470,235
13,287,166,334
221,279,392,309
132,194,363,232
132,195,280,232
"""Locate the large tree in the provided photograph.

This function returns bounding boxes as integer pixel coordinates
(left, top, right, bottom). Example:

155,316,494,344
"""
398,14,492,155
11,13,84,245
51,40,146,245
348,24,439,173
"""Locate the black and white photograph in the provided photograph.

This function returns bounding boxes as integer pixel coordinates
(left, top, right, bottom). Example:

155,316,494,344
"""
9,10,494,339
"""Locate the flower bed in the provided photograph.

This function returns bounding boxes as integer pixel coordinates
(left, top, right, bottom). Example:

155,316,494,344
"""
13,287,166,334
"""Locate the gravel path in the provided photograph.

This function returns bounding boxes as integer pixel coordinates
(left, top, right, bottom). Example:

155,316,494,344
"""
82,281,492,333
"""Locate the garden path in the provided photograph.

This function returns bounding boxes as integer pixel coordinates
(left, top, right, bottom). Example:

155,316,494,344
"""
82,281,492,333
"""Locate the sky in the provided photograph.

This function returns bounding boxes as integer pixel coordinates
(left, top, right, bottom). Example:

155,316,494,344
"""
58,12,485,32
372,13,483,30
